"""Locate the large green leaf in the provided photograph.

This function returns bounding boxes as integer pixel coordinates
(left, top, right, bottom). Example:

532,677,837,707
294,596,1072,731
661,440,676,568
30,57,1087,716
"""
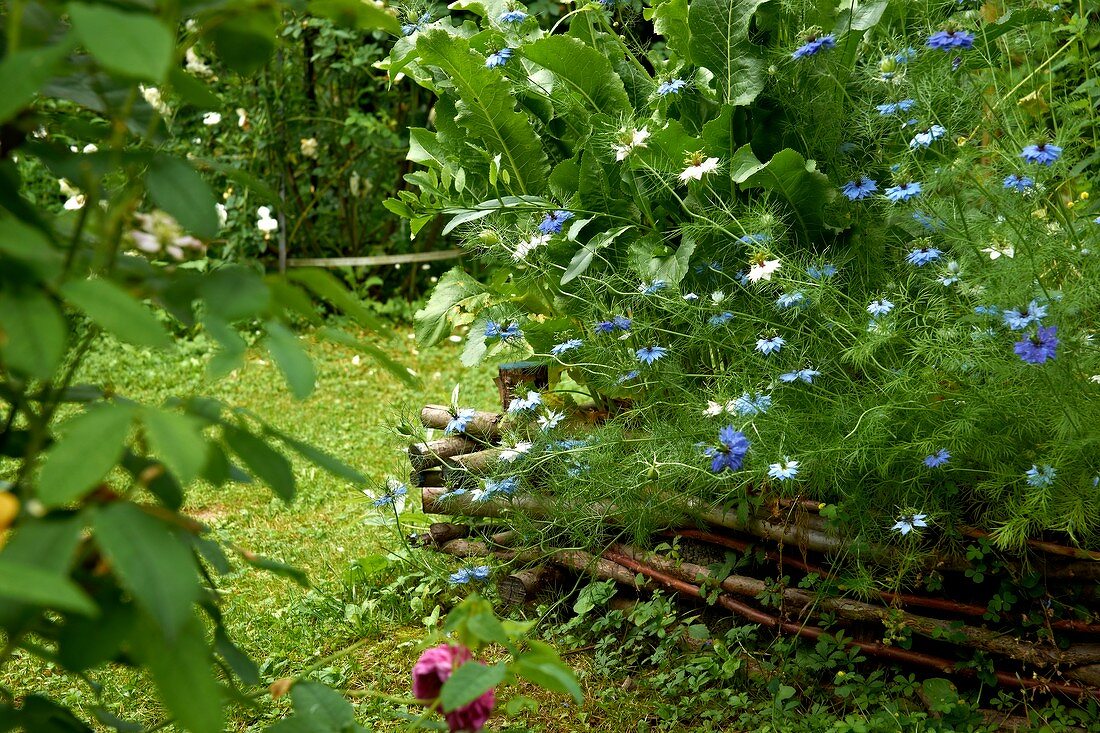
93,502,201,639
414,268,486,347
223,426,295,501
263,321,316,400
37,403,135,506
67,3,174,82
316,326,419,389
514,640,583,703
0,290,66,380
521,36,630,117
440,661,507,712
272,681,359,732
0,37,77,123
309,0,401,34
688,0,769,106
201,265,272,322
142,407,207,487
145,156,219,239
730,145,837,238
286,269,384,333
417,31,549,195
208,11,279,75
647,0,690,60
61,278,171,349
0,559,97,615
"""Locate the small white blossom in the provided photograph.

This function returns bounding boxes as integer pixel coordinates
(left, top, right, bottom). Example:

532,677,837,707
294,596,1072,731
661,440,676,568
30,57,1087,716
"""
891,513,929,535
185,48,214,77
202,112,222,126
538,410,564,431
300,137,319,158
514,233,550,260
980,244,1014,260
679,156,720,181
257,206,279,234
499,441,533,462
613,127,650,161
236,108,248,128
747,259,781,283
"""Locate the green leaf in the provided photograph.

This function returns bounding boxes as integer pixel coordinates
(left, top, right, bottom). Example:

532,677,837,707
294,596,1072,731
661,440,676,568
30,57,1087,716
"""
521,36,630,117
167,67,222,109
649,0,690,59
59,593,136,671
440,661,507,712
223,426,295,501
61,278,171,349
730,145,837,238
208,11,279,75
37,403,135,506
0,37,77,123
201,265,272,322
287,269,384,333
130,610,224,733
561,226,632,285
316,326,419,389
0,290,66,380
290,681,357,729
142,408,207,486
265,426,366,484
239,552,309,586
417,31,548,195
263,321,316,400
0,558,97,615
0,214,62,280
688,0,769,105
191,157,280,202
67,3,174,82
309,0,401,34
514,640,582,703
93,502,201,639
414,267,486,348
145,156,219,239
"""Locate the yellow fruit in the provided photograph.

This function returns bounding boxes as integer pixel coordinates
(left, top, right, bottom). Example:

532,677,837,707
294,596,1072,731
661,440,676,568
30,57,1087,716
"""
0,492,18,530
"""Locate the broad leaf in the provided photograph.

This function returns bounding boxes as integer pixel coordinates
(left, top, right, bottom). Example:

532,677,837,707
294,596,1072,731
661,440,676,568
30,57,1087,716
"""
37,403,135,506
414,268,486,347
288,268,385,333
514,640,582,703
145,156,219,239
316,326,419,389
731,145,837,238
201,264,272,322
310,0,401,34
521,36,630,117
263,321,316,400
0,37,77,123
0,559,97,615
440,661,507,712
142,407,207,486
648,0,690,59
688,0,769,106
208,11,279,75
0,290,66,380
67,4,174,82
223,426,295,501
61,278,171,349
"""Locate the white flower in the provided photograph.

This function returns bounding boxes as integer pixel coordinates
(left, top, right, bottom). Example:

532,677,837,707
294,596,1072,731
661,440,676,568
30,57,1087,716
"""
139,85,168,115
499,441,532,462
980,244,1014,260
1090,375,1100,384
507,391,542,414
683,292,699,301
513,233,550,260
538,410,564,431
747,259,781,283
82,143,97,153
710,290,725,303
613,127,650,161
257,206,278,234
236,108,248,128
300,137,319,158
185,47,214,77
59,179,80,197
891,513,929,535
703,400,724,416
679,156,720,182
63,195,86,211
202,112,222,126
216,203,227,228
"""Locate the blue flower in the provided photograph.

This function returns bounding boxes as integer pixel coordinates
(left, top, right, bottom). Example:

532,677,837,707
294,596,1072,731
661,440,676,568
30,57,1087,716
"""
641,280,667,294
755,335,785,355
974,305,1000,316
905,246,942,266
938,261,961,286
449,565,492,584
807,264,837,280
892,513,929,535
704,426,751,473
1014,325,1059,364
1003,173,1034,192
1020,143,1062,166
551,338,583,355
909,125,946,149
867,299,894,317
708,312,734,326
923,449,950,468
842,178,878,200
480,476,518,500
779,368,820,384
1025,464,1056,488
595,320,616,334
401,11,431,35
885,182,922,202
371,481,408,508
538,209,574,234
656,79,687,96
636,345,668,364
767,459,800,481
485,320,522,341
927,29,974,50
895,48,918,63
445,408,476,435
486,47,514,68
776,291,807,309
507,391,542,413
498,9,527,22
876,99,916,115
1002,300,1047,330
792,34,836,59
738,233,771,245
612,315,632,330
729,392,771,417
616,370,639,384
911,211,944,231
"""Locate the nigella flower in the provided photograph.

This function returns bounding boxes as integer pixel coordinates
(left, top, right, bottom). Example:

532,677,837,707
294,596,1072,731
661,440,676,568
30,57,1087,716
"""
679,154,720,182
683,292,700,301
1025,464,1056,488
445,408,476,435
738,233,771,245
499,442,532,463
513,233,550,260
909,125,946,149
1014,325,1059,364
538,209,574,235
709,312,734,326
612,315,632,330
980,244,1014,260
974,305,1001,316
1002,300,1047,330
926,29,974,50
755,335,785,355
401,11,431,35
595,320,616,334
1020,143,1062,166
498,9,527,22
906,246,942,266
656,78,687,96
616,370,639,384
867,298,894,317
891,513,929,535
767,459,799,481
923,449,950,468
485,47,514,68
911,211,944,231
538,410,564,431
938,260,961,286
885,182,922,202
792,34,836,59
613,127,650,161
730,392,772,417
485,320,522,341
776,291,806,309
1003,173,1034,192
704,426,751,473
636,345,668,364
842,178,878,200
507,391,542,413
876,99,916,115
449,566,492,584
479,476,518,500
747,258,781,283
551,338,583,355
896,48,918,63
807,264,837,280
640,280,667,294
371,479,408,510
779,368,820,384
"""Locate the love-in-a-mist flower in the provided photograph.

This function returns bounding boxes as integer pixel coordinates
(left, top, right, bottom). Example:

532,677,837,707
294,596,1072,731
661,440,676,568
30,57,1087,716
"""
513,233,550,260
876,99,915,115
401,11,431,35
1014,325,1059,364
613,127,650,161
923,449,950,468
780,368,820,384
755,335,785,355
538,210,573,235
776,291,807,309
507,391,542,413
616,370,639,384
730,392,772,416
538,410,564,431
709,312,734,326
551,338,583,355
867,299,894,317
704,426,750,473
640,280,667,294
938,260,961,286
906,246,942,266
413,644,496,732
371,478,408,510
767,459,799,481
1025,464,1056,488
1002,300,1047,330
498,9,527,22
636,345,668,364
680,152,719,182
1003,174,1034,192
1020,143,1062,166
909,125,946,149
657,78,687,96
792,33,836,58
927,29,974,50
485,320,522,341
885,182,922,202
499,442,532,463
485,47,513,68
981,243,1014,260
446,408,476,435
807,264,837,280
892,513,929,535
747,257,781,283
842,178,878,200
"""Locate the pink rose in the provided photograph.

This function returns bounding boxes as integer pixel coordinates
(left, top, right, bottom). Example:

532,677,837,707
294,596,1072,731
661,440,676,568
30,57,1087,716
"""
412,644,495,732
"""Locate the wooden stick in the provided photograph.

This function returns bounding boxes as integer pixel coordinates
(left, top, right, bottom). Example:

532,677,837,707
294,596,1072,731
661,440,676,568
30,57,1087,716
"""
498,566,560,605
409,436,482,471
412,469,444,488
420,405,501,439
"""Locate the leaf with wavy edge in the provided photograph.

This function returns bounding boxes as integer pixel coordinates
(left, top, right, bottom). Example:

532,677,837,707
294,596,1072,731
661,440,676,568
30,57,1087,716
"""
731,145,838,238
688,0,770,106
521,36,630,117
